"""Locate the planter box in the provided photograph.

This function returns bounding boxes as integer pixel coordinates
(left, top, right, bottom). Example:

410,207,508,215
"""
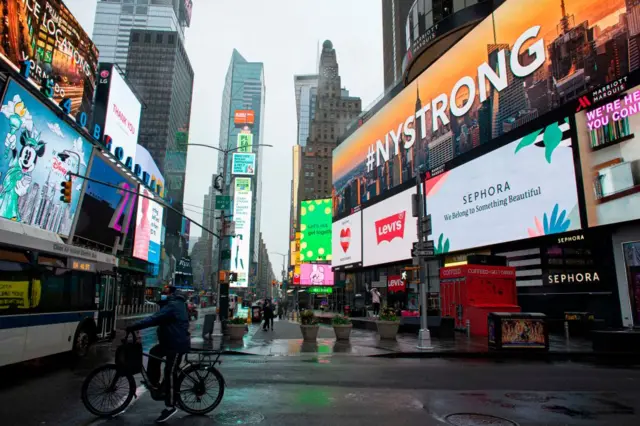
333,324,352,340
377,321,400,340
300,324,320,342
227,324,246,341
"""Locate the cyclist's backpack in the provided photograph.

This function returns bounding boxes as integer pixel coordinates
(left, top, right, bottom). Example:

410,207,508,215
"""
115,341,143,375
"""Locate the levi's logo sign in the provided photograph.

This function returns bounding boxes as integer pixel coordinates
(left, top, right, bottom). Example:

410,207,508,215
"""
375,212,406,244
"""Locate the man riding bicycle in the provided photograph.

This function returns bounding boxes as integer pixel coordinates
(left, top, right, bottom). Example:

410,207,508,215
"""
126,286,190,423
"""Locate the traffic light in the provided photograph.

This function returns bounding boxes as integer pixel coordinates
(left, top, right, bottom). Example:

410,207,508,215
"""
271,280,276,287
229,272,238,282
60,178,72,203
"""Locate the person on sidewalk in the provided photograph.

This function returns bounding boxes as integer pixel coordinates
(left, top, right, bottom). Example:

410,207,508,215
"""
262,299,274,331
370,287,381,317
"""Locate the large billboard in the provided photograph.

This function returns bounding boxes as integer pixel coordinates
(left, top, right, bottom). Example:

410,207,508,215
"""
300,198,332,262
135,144,164,197
230,177,252,287
0,79,92,236
425,118,580,254
0,0,99,116
234,110,255,126
300,263,334,286
236,132,253,152
575,82,640,228
133,185,164,265
231,152,256,175
331,210,362,269
73,152,137,250
333,0,630,216
93,63,142,166
362,187,417,267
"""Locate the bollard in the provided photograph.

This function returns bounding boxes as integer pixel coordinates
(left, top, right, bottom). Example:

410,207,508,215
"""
564,320,570,340
465,319,471,337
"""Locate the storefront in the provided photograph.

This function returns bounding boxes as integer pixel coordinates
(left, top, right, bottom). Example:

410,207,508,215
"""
117,257,148,306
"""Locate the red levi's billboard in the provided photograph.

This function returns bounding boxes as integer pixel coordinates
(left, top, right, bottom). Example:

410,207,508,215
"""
387,275,406,293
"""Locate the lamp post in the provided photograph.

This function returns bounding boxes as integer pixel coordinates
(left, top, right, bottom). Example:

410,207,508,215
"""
188,142,273,336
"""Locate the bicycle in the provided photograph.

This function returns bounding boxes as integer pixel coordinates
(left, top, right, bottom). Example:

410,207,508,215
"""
81,332,225,418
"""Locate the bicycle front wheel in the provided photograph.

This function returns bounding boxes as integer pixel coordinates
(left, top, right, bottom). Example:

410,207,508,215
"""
81,364,136,417
177,364,225,415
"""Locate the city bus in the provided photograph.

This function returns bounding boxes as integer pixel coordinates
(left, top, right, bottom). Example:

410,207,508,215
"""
0,229,118,367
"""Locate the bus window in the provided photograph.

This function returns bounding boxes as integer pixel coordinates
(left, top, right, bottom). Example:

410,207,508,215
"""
0,260,31,312
69,273,97,311
36,267,69,312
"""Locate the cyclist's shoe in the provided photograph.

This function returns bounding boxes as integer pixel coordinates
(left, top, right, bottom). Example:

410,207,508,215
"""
155,407,177,423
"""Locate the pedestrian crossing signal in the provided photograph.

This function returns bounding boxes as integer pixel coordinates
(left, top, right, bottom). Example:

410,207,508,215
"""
60,179,72,203
229,272,238,282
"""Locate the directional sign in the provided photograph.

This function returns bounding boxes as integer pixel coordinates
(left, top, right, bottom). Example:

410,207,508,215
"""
421,214,432,236
413,240,434,251
215,195,231,210
412,248,435,257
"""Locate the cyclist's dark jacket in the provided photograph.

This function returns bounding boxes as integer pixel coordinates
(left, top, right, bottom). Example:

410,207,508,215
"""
127,293,191,353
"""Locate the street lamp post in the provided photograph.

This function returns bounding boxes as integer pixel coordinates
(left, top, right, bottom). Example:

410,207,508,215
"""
187,143,272,336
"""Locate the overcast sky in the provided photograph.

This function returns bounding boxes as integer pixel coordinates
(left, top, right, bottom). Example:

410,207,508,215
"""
64,0,383,269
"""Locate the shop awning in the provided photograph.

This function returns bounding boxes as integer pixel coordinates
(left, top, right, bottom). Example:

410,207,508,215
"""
0,219,117,270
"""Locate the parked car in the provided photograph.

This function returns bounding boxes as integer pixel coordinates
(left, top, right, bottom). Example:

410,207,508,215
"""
187,302,198,321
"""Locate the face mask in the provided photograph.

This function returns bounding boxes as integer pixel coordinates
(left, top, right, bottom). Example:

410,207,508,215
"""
160,294,168,301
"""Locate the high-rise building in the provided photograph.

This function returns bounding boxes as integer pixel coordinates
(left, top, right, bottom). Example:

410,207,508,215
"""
92,0,191,72
256,233,277,298
382,0,414,89
300,41,362,201
215,50,266,292
294,75,319,147
126,29,194,260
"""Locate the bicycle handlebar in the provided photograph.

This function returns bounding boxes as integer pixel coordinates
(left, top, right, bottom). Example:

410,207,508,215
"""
122,330,138,344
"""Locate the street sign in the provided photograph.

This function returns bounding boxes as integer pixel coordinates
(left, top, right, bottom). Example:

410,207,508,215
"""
215,195,231,210
223,221,236,236
412,248,435,257
421,214,432,236
413,240,434,251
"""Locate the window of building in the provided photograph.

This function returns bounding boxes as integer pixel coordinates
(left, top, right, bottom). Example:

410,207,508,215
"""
144,33,151,43
156,33,163,43
131,32,140,42
168,34,175,44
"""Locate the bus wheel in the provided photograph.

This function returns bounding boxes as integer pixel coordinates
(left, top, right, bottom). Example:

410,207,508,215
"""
73,327,91,358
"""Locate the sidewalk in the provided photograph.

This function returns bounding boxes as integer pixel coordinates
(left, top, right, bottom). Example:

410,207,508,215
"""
198,318,617,360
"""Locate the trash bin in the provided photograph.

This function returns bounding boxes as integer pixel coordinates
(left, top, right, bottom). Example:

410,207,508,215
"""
252,306,262,323
488,312,548,352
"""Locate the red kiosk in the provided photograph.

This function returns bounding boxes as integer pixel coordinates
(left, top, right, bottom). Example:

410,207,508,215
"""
440,265,520,336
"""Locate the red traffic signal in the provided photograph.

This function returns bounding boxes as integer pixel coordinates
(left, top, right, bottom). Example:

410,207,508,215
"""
59,179,72,204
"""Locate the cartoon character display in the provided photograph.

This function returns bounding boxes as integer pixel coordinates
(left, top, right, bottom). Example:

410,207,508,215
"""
309,264,325,285
0,129,46,221
1,95,33,159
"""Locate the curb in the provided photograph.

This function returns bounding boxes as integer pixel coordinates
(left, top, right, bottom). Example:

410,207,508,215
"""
368,350,640,362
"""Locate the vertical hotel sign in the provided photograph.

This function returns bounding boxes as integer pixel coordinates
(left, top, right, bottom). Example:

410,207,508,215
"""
231,177,252,287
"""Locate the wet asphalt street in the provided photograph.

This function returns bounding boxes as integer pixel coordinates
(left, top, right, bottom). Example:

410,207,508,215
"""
1,316,639,425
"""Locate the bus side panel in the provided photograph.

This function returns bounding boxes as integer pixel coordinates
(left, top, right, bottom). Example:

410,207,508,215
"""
23,312,93,361
0,324,27,367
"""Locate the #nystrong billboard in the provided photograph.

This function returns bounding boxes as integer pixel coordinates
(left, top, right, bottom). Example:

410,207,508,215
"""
425,118,581,254
333,0,631,216
300,199,332,262
0,79,93,236
0,0,99,116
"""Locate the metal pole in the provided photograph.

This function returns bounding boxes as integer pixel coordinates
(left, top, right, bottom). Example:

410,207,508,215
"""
415,153,432,350
213,149,229,337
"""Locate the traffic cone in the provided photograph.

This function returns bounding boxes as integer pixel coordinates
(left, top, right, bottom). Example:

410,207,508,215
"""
247,314,252,325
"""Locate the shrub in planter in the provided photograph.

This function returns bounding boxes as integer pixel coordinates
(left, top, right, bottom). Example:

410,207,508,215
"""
227,317,247,340
332,315,352,341
376,306,400,340
300,310,319,342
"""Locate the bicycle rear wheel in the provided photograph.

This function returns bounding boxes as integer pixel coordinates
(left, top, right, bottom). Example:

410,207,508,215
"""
177,364,225,415
81,364,136,417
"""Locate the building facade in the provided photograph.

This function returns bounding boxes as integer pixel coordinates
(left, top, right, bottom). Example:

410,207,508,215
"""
92,0,191,72
382,0,414,89
294,75,319,147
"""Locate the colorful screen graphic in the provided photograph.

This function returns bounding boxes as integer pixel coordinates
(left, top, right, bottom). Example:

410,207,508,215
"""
331,210,362,268
0,80,93,236
425,118,580,253
133,185,164,264
0,0,99,116
300,199,332,262
300,263,334,286
230,178,252,287
231,153,256,175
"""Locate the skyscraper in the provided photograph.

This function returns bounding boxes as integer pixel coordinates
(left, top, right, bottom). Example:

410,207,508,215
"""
294,75,319,147
382,0,414,89
215,50,266,292
126,29,194,260
92,0,191,72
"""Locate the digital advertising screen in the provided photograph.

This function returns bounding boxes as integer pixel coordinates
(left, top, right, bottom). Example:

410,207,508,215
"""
299,199,332,262
230,178,252,287
93,63,141,165
425,118,580,254
362,187,417,267
0,0,99,116
135,144,165,197
332,0,630,216
300,263,334,286
236,132,253,153
231,153,256,175
575,83,640,228
74,152,137,250
331,210,362,269
0,79,93,236
133,185,164,264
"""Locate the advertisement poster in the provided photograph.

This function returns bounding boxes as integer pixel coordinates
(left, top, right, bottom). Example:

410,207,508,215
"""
300,198,332,262
93,64,142,165
234,110,255,126
362,187,417,267
230,177,252,287
135,144,165,197
300,263,334,286
333,0,629,216
331,210,362,268
237,132,253,152
133,185,164,264
425,118,580,253
0,80,92,236
231,153,256,175
0,0,99,116
575,83,640,227
74,153,137,249
501,318,546,348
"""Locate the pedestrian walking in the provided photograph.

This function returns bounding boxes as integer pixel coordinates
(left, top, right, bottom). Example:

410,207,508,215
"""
262,299,274,331
370,287,381,317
